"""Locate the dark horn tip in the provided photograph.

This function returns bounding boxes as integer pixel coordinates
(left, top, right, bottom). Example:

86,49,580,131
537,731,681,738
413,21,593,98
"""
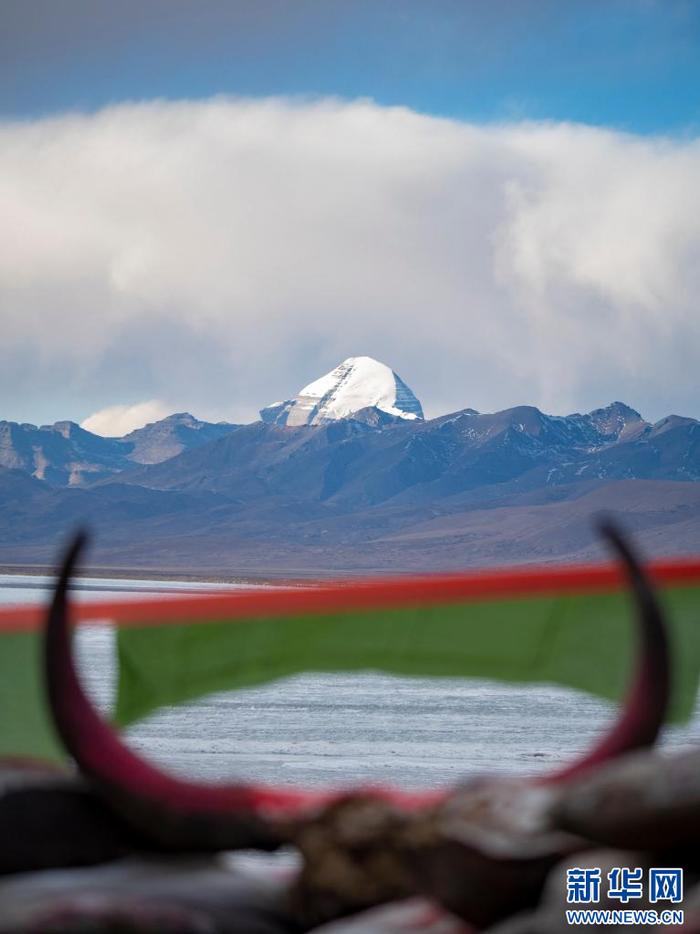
65,527,89,562
595,517,647,572
55,529,90,585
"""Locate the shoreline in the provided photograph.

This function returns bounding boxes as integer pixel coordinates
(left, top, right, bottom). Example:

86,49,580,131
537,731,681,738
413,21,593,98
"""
0,559,424,585
0,564,332,587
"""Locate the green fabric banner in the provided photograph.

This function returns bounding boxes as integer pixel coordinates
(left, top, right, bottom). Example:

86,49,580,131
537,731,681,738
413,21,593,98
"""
0,630,64,760
115,585,700,728
1,566,699,763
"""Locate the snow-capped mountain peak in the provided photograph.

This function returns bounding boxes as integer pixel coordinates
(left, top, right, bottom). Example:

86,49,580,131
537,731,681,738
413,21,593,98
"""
260,356,424,426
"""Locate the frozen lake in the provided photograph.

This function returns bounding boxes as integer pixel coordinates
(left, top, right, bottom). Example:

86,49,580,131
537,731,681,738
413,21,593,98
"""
2,574,699,789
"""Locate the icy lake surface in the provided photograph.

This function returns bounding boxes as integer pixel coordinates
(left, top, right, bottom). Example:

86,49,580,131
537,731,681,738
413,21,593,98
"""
2,574,699,788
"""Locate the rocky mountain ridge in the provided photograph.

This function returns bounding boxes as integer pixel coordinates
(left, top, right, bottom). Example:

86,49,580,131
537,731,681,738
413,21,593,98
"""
1,360,698,572
3,399,693,493
0,413,237,486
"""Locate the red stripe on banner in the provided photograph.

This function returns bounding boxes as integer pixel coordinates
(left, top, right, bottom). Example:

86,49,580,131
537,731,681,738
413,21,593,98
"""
1,555,699,634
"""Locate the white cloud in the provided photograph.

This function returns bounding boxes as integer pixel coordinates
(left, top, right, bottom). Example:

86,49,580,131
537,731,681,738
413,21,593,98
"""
81,400,170,436
0,97,699,424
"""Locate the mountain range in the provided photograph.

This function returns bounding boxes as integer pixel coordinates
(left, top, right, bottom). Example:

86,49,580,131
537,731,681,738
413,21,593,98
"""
1,357,698,577
0,412,237,486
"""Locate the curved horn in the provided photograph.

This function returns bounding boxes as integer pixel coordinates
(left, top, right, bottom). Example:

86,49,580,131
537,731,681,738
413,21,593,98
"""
45,523,666,850
44,531,331,850
541,519,670,784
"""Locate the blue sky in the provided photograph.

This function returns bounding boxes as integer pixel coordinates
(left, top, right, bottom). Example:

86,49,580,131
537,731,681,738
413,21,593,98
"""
1,1,699,430
3,0,699,132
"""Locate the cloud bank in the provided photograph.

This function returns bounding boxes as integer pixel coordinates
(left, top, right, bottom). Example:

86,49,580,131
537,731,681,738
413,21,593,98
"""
0,96,699,425
81,400,170,436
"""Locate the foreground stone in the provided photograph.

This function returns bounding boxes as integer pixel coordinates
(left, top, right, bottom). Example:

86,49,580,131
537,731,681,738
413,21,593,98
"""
0,855,300,934
0,760,148,874
308,898,472,933
552,748,700,855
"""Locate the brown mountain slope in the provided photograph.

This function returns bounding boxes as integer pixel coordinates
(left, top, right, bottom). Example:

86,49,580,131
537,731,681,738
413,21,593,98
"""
374,479,700,566
0,478,696,577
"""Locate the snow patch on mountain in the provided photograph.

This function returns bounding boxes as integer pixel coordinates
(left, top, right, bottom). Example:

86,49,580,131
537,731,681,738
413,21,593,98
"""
260,356,424,426
585,401,645,442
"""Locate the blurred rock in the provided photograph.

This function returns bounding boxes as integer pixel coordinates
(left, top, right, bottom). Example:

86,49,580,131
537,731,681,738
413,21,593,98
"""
551,749,700,852
307,897,472,933
0,760,146,874
290,796,417,928
0,855,300,934
401,777,584,928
